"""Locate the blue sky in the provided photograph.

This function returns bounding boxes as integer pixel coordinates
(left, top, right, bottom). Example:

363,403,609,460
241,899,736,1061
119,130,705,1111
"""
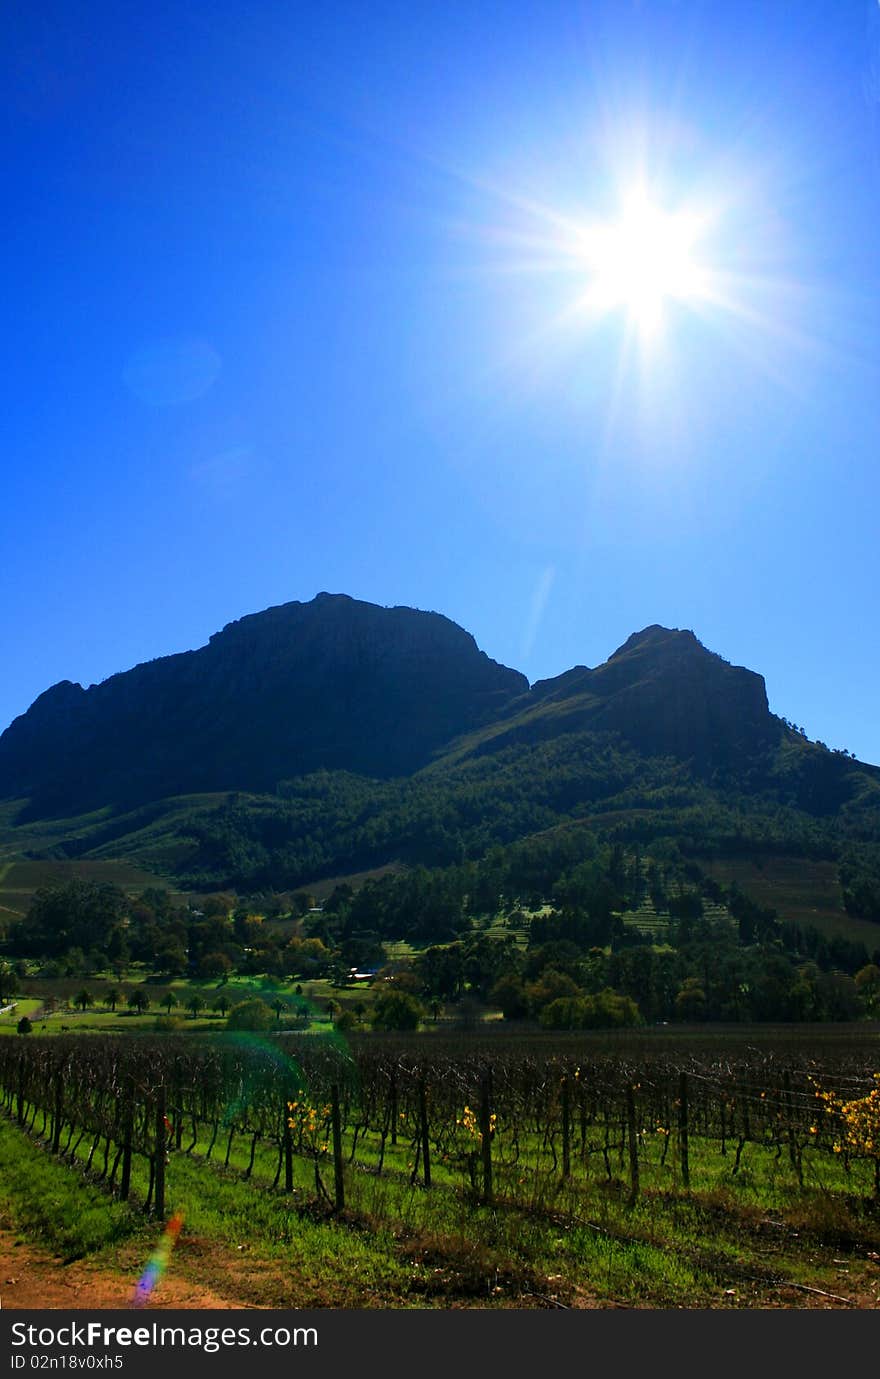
4,0,880,764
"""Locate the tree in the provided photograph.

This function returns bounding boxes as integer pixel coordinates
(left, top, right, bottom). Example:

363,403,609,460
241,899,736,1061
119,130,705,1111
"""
539,996,586,1030
162,992,177,1016
198,951,233,980
128,989,150,1015
271,997,287,1026
63,948,87,977
540,988,640,1030
675,977,707,1021
74,988,93,1013
593,988,641,1028
17,1016,32,1035
0,964,18,1005
283,937,331,979
186,994,206,1020
370,990,424,1031
490,972,529,1020
417,944,464,1000
463,933,520,1000
818,971,859,1022
525,968,580,1017
155,943,188,977
201,893,235,919
212,994,231,1018
22,879,127,959
105,987,120,1012
855,963,880,1017
226,998,274,1032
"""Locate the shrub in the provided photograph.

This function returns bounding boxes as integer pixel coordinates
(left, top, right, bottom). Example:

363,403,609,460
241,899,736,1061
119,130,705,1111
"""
226,997,274,1032
539,988,641,1030
154,1016,185,1033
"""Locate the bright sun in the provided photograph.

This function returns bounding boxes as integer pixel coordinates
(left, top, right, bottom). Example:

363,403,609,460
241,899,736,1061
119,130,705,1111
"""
578,187,708,337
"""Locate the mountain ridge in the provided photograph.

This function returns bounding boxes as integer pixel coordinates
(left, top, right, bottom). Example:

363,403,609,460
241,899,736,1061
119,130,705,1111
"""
0,593,877,938
0,593,529,814
0,599,788,809
1,593,878,905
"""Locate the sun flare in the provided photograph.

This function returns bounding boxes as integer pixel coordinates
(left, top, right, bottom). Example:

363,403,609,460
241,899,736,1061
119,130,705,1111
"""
578,187,709,336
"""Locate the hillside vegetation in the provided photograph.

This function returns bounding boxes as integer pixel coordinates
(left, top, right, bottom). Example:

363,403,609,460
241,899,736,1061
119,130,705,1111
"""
1,597,878,1027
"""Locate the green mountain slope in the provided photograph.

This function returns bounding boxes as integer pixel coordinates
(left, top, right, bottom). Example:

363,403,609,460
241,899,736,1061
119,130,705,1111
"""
1,598,879,944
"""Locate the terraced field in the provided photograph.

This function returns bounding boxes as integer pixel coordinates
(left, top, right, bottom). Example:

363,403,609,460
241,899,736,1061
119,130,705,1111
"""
0,858,182,920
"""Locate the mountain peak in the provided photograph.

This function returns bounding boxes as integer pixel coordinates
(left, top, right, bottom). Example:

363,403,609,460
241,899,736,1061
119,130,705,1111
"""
483,623,772,771
595,626,770,764
0,594,528,814
609,625,702,660
0,598,790,819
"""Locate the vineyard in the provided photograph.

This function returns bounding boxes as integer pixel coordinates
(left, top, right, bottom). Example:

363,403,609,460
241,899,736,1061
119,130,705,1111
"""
1,1030,880,1308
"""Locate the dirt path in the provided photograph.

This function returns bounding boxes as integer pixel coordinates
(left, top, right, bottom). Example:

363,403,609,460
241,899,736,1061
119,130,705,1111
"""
0,1230,253,1310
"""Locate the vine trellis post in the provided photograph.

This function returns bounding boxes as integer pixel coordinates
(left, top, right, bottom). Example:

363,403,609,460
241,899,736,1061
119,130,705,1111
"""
678,1071,690,1189
331,1083,345,1211
418,1079,431,1188
479,1066,493,1205
625,1084,640,1206
154,1085,167,1220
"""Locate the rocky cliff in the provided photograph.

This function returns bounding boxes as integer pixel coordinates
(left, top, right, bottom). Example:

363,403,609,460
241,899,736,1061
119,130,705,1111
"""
0,593,528,814
472,624,775,768
0,601,789,821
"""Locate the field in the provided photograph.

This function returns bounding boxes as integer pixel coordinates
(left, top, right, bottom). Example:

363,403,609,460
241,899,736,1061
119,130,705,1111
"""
1,1027,880,1310
704,855,878,946
0,856,182,924
0,972,346,1039
1,841,878,1309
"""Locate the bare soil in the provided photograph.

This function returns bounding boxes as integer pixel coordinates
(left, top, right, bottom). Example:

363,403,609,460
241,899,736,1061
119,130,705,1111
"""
0,1230,251,1310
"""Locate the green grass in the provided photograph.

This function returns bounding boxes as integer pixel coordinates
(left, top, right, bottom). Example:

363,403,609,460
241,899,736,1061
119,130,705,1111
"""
0,999,42,1031
0,1117,145,1260
1,971,340,1037
3,1066,880,1309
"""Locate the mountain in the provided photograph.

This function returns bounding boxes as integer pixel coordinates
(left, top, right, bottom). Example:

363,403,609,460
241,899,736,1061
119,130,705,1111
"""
1,595,878,915
0,594,527,815
456,623,775,769
0,604,778,818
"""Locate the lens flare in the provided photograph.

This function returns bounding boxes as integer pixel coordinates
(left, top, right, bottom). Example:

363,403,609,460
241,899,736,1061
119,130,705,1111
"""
127,1013,359,1311
131,1211,184,1309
